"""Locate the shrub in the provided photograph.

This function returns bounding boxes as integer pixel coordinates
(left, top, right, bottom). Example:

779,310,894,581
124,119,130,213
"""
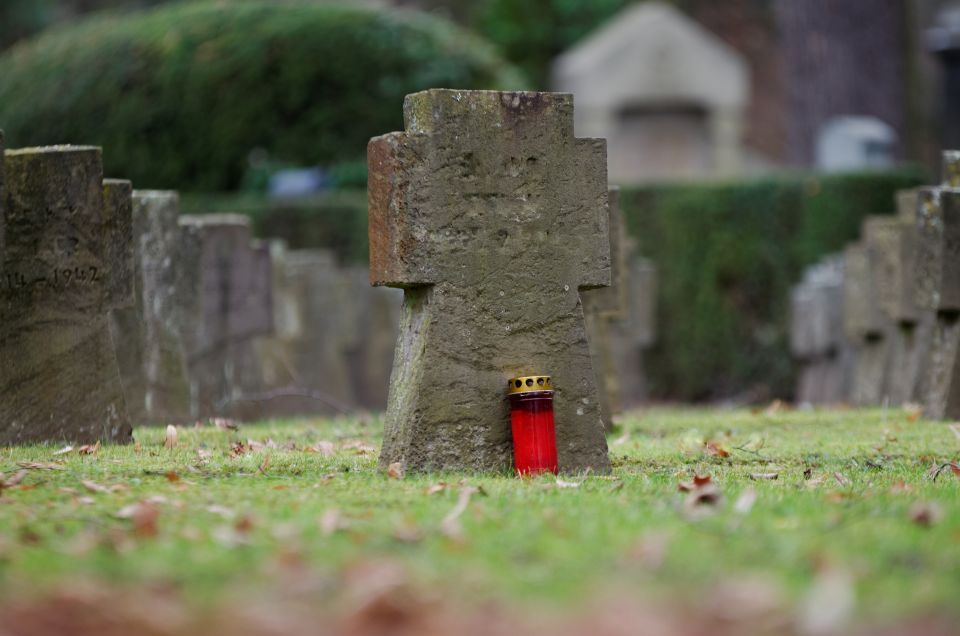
621,169,928,401
0,2,525,191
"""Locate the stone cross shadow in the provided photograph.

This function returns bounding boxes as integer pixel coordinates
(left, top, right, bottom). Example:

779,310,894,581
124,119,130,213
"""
368,89,611,473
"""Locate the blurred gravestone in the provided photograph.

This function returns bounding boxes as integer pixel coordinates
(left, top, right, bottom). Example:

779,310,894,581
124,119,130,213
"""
916,151,960,419
871,190,934,406
176,214,273,419
110,190,192,425
369,89,611,473
843,240,889,405
612,252,658,407
0,143,133,444
583,187,627,429
791,255,851,404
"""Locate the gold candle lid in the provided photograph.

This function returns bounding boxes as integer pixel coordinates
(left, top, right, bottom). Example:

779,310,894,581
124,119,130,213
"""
507,375,553,395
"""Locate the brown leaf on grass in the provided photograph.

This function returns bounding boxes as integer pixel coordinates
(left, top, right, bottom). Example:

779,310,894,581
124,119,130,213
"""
235,514,255,535
0,470,28,492
258,453,271,475
304,441,336,457
749,472,779,481
52,446,74,456
320,509,350,536
889,480,914,494
440,486,481,540
734,487,757,515
685,483,722,509
910,502,942,527
229,441,249,458
164,425,177,450
424,482,448,496
78,441,100,456
133,440,142,453
704,441,730,458
833,472,852,487
116,501,160,538
80,480,110,494
678,474,712,492
16,461,63,470
213,418,239,431
387,462,405,480
164,471,180,483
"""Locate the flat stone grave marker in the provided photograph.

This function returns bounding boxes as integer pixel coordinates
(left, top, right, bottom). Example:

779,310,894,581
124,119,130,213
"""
0,143,133,444
916,151,960,419
843,240,889,406
368,89,611,473
583,187,627,429
110,190,192,425
176,214,274,419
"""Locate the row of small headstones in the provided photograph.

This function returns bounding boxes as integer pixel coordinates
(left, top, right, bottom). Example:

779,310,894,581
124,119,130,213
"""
0,138,659,446
0,139,402,445
790,150,960,417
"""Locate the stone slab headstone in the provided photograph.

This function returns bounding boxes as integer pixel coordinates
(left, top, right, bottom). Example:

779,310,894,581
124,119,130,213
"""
110,190,192,425
0,144,133,444
843,240,889,406
612,253,658,407
368,89,611,473
584,187,627,429
916,152,960,419
176,214,274,419
790,255,850,405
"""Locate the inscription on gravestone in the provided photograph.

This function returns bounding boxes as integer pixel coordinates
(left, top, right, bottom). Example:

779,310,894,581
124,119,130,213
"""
0,145,133,443
369,89,611,473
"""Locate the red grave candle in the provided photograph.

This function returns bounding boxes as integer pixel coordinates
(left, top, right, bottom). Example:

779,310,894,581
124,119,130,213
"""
507,375,559,476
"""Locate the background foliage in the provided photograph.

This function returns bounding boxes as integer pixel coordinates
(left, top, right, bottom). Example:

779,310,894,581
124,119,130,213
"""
622,169,927,401
0,1,525,191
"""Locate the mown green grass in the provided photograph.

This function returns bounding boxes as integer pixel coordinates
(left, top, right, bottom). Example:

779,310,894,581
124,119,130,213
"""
1,407,958,623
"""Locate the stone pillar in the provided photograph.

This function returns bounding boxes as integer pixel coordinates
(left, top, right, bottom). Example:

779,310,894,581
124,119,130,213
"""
612,253,658,407
843,239,890,406
0,145,133,444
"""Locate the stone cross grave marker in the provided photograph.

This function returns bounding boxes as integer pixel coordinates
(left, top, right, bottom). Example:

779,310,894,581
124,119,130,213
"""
843,239,889,405
368,89,611,473
110,191,192,425
611,254,657,406
176,214,273,419
0,144,133,444
870,190,934,406
791,255,850,404
916,151,960,419
583,187,627,429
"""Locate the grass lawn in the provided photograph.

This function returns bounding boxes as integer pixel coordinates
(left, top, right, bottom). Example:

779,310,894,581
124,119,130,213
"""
1,406,959,634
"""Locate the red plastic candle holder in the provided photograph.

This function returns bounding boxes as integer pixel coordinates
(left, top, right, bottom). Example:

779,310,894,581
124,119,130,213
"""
507,375,559,476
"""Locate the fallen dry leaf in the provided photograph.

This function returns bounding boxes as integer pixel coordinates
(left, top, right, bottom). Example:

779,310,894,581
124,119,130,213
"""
833,472,852,487
116,501,160,538
258,453,271,475
16,461,63,470
0,470,28,492
685,483,722,510
734,487,757,515
704,441,730,458
164,425,177,450
387,462,405,480
196,449,213,463
80,480,110,494
425,482,448,496
749,472,779,481
78,441,100,456
910,502,942,527
52,445,74,456
213,418,239,431
305,441,336,457
164,471,180,483
678,474,712,492
441,486,481,539
229,441,249,458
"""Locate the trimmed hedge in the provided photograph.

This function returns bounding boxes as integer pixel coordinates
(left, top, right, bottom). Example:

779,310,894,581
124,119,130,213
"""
0,2,525,191
622,169,928,401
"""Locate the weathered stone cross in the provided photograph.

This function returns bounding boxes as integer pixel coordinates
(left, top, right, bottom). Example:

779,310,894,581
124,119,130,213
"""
368,89,611,473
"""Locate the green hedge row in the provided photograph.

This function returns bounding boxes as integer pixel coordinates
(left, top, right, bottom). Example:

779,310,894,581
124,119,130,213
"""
0,2,524,191
621,169,927,401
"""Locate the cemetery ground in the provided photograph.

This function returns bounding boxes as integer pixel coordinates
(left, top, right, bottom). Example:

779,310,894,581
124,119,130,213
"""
1,407,959,635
